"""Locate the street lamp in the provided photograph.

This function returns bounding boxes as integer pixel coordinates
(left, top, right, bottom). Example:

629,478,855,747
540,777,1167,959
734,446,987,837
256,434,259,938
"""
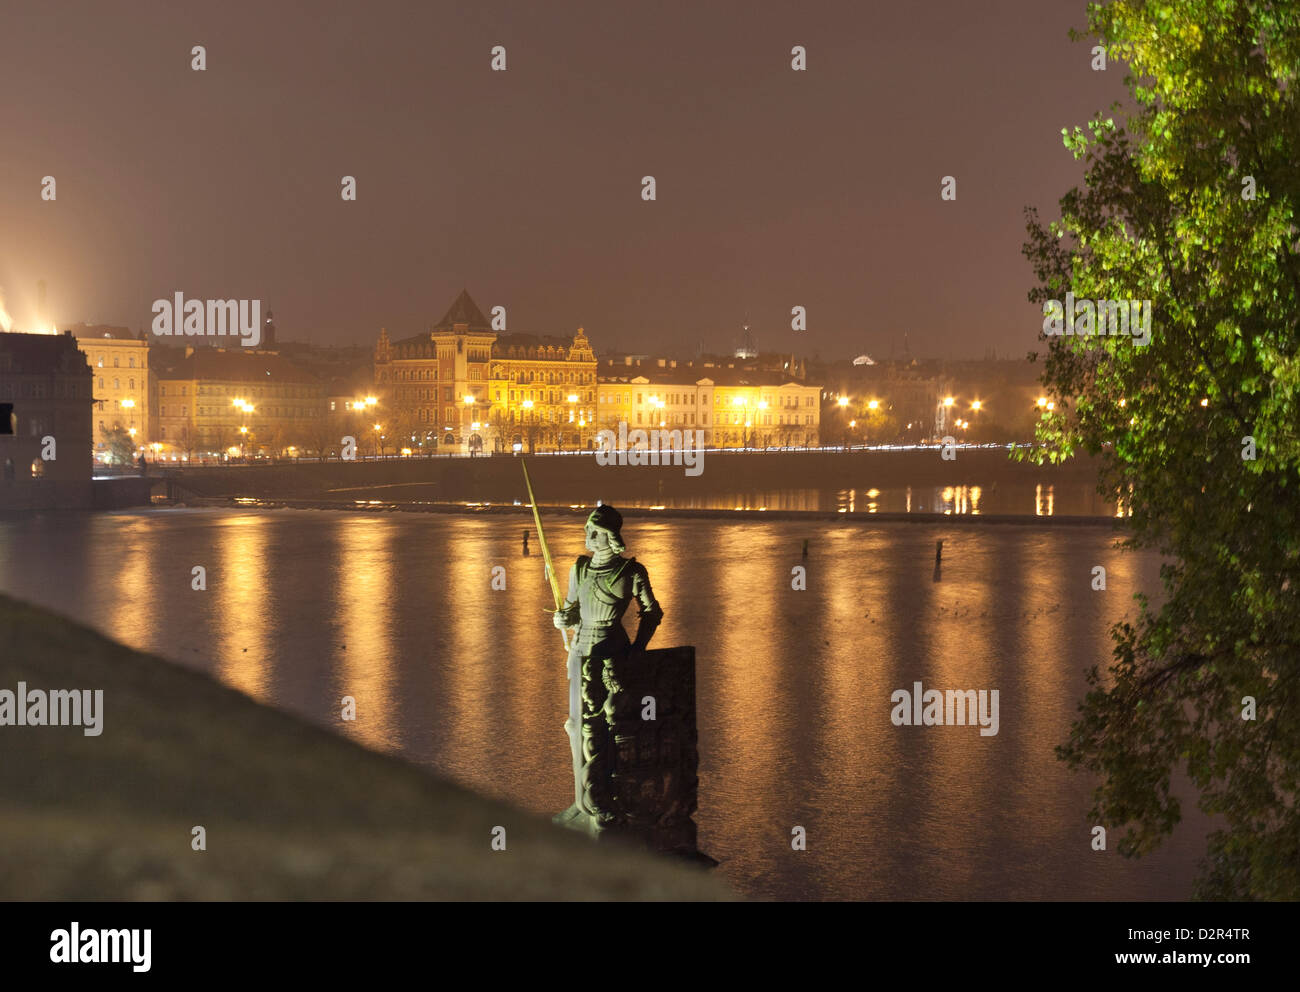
231,398,255,457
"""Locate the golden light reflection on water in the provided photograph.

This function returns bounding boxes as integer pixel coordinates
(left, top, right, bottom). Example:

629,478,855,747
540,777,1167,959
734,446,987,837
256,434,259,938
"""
332,517,398,750
1035,483,1055,516
215,514,270,700
0,510,1195,899
103,518,154,649
708,526,785,860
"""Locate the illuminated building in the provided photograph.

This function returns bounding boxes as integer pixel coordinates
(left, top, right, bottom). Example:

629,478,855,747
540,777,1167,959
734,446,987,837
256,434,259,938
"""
155,348,323,457
373,290,598,452
70,324,150,449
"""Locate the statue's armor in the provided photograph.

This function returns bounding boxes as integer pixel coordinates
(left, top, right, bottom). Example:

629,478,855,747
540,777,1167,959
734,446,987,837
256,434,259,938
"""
555,553,662,827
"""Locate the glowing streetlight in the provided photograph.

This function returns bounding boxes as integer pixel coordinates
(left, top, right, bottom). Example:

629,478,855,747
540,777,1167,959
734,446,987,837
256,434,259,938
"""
463,395,474,405
943,396,954,408
1199,397,1209,407
867,399,879,411
567,394,579,403
1037,396,1048,408
364,396,377,407
971,400,982,412
837,396,849,408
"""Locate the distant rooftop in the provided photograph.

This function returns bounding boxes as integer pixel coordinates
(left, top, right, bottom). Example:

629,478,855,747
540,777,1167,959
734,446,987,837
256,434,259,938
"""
69,323,140,342
156,348,320,385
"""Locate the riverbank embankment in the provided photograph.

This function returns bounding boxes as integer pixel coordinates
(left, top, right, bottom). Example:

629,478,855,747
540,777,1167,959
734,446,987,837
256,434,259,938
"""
0,593,732,900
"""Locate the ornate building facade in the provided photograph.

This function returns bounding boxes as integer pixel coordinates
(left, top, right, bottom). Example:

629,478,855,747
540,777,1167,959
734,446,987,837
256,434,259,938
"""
374,290,598,452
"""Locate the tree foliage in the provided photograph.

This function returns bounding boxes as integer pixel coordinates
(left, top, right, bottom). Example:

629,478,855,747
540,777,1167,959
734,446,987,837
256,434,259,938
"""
1021,0,1300,898
99,425,135,466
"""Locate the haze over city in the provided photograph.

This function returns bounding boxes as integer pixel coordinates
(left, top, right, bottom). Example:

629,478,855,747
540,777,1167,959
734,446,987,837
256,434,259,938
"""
1,0,1124,357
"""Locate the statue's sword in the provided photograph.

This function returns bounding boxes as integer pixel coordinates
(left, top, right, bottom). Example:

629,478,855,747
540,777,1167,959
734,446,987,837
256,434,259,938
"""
522,460,571,652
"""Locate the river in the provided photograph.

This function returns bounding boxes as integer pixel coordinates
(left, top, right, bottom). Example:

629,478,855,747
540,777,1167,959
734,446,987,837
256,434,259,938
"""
0,506,1208,899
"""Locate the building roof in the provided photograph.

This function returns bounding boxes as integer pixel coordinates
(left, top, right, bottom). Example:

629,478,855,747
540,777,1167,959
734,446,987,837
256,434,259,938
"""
493,332,581,355
599,367,811,388
435,289,490,331
69,323,141,342
0,331,90,374
600,373,714,387
155,348,320,385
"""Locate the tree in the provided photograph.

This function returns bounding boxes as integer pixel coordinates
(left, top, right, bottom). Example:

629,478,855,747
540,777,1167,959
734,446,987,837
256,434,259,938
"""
100,425,134,465
1021,0,1300,899
310,414,341,460
176,417,197,463
858,405,899,444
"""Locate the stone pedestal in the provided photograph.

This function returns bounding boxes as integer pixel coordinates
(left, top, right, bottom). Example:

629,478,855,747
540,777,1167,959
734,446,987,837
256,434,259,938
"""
602,645,706,860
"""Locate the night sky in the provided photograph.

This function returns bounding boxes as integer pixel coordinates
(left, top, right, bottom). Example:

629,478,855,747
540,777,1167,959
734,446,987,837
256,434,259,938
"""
0,0,1125,358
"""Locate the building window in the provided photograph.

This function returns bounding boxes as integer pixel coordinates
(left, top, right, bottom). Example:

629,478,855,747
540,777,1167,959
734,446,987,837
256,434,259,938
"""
114,379,120,390
113,357,119,368
129,357,135,368
98,377,104,389
129,378,135,390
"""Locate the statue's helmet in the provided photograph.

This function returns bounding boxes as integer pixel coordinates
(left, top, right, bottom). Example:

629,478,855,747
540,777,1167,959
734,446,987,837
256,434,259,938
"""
585,504,626,553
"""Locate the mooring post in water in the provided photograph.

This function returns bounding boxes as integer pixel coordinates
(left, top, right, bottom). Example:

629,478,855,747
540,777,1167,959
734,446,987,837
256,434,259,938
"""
802,538,809,558
522,528,530,555
935,539,944,565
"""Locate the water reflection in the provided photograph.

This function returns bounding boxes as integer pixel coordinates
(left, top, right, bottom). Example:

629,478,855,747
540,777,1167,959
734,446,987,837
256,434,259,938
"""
1035,483,1055,517
0,508,1207,900
215,514,271,700
331,518,398,751
615,482,1113,516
